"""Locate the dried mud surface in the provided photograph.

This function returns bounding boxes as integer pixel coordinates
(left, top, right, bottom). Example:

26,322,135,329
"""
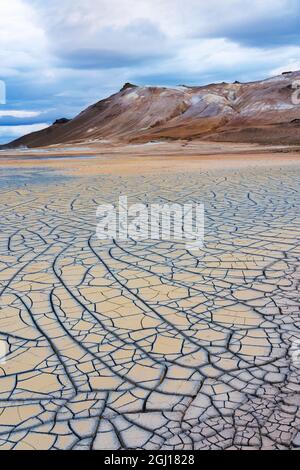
0,154,300,450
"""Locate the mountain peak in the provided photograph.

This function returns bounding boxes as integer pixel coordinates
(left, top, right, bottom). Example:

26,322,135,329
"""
120,82,138,92
53,118,70,125
2,71,300,149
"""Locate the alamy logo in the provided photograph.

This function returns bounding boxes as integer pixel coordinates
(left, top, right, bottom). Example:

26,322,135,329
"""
0,340,7,365
292,80,300,105
0,80,6,105
96,196,205,250
290,339,300,368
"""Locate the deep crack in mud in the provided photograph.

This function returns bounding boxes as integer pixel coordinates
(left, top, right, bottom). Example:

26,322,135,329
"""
0,165,300,450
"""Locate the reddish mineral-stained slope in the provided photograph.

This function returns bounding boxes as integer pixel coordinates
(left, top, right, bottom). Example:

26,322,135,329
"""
2,71,300,148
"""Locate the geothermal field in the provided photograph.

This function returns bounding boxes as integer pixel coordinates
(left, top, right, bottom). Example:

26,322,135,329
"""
0,142,299,450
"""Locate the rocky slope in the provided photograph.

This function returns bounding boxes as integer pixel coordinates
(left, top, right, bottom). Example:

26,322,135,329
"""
2,71,300,148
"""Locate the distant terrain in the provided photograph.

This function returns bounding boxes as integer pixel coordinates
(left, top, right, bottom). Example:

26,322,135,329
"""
2,71,300,149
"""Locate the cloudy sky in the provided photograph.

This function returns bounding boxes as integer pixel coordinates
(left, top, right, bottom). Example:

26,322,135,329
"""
0,0,300,144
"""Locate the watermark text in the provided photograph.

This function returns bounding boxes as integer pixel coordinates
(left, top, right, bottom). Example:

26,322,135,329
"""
0,80,6,105
96,196,204,251
292,80,300,105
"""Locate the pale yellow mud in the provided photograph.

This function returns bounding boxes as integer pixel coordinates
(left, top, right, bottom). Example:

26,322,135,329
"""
0,145,299,450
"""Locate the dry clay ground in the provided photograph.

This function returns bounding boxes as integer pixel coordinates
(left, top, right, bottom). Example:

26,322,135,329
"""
0,146,300,450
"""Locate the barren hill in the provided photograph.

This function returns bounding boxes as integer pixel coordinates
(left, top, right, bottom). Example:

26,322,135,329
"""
3,71,300,148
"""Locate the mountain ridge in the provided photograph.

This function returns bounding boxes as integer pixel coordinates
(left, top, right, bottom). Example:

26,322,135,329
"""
2,71,300,149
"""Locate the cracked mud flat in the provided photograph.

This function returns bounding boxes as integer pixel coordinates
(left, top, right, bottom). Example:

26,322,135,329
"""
0,156,300,450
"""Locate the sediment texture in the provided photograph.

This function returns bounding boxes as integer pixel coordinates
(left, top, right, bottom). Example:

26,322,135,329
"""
0,166,300,450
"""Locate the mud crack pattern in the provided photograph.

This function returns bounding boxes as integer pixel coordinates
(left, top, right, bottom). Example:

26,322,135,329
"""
0,166,300,450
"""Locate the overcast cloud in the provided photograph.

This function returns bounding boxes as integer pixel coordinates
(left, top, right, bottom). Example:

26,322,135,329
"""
0,0,299,143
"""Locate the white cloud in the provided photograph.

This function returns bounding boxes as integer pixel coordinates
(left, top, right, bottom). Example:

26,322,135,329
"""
0,123,49,138
0,0,299,144
1,0,299,84
0,0,50,77
21,0,299,84
270,59,300,76
33,0,295,37
171,39,300,76
0,110,42,118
